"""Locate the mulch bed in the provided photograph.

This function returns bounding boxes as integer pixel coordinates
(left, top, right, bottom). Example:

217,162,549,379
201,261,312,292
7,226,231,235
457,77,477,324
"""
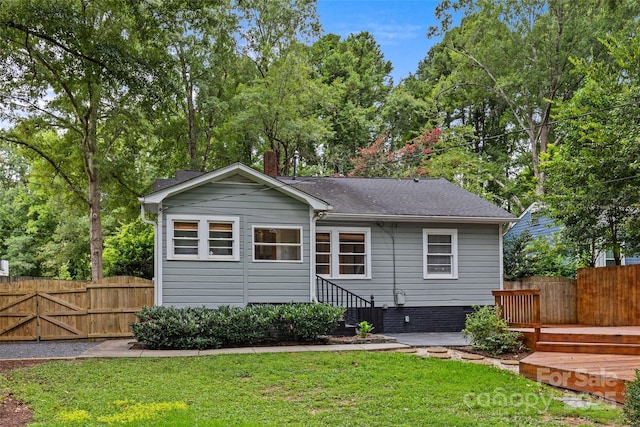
0,360,51,427
448,345,531,361
0,395,32,427
129,334,396,350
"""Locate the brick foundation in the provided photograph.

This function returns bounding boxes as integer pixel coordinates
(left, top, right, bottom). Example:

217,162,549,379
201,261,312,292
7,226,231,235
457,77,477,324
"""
382,306,475,333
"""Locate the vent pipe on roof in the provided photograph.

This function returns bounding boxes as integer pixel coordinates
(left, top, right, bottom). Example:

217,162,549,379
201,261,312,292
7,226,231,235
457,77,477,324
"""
264,150,278,177
292,150,299,180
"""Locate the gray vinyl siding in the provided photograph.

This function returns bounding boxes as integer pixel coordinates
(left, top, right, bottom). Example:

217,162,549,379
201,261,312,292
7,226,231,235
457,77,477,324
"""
317,221,501,307
161,179,311,307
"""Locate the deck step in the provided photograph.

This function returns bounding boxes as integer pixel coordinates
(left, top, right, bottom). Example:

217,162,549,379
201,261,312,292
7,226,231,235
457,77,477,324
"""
539,333,640,345
536,341,640,355
520,351,633,403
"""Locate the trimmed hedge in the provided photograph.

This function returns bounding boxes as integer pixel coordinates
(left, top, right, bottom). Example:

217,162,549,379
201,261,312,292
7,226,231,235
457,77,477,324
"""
131,303,346,350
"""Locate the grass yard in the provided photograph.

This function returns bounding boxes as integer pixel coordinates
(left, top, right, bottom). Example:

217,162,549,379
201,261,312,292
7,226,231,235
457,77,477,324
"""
0,351,624,426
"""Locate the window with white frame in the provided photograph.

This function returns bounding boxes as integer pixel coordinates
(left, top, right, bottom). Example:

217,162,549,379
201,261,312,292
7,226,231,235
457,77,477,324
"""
167,215,239,261
253,226,302,262
316,227,371,278
315,231,331,275
423,229,458,279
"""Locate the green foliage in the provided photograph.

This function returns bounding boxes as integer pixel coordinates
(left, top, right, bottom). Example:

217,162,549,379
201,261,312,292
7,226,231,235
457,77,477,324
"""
270,303,345,341
625,370,640,426
103,218,154,279
0,0,172,279
2,0,640,286
132,303,345,350
503,231,535,280
355,320,374,338
462,305,525,355
543,28,640,264
311,32,392,174
503,230,579,280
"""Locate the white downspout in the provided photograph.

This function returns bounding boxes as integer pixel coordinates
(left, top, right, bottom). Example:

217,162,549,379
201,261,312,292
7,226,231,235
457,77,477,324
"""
310,208,318,302
498,224,504,290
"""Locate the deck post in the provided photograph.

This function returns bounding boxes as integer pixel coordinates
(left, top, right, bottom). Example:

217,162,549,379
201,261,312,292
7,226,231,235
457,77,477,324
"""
533,291,541,349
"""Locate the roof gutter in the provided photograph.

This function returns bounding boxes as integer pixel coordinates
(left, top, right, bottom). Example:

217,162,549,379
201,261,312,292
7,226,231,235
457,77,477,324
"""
324,213,519,224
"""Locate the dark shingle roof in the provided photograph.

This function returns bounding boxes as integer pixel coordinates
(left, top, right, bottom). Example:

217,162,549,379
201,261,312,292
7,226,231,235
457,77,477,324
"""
279,176,514,219
149,169,515,220
153,170,204,192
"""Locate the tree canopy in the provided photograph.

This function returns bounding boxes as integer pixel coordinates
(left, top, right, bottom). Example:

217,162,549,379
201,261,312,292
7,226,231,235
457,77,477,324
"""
1,0,639,279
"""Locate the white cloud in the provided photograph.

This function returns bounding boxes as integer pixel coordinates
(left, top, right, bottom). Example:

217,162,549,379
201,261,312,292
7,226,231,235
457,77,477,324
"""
371,23,422,45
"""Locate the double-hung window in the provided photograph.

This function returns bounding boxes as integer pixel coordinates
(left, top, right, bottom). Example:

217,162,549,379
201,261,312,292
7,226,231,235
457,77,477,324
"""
253,226,302,262
168,215,239,261
423,229,458,279
315,227,371,279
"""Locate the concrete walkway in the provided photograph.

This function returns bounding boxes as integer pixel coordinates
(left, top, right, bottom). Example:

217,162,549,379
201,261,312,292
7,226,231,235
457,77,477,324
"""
77,340,410,359
0,332,468,360
385,332,468,347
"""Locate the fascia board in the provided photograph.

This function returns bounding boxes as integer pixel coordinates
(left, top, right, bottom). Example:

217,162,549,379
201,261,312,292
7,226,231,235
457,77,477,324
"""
323,213,519,224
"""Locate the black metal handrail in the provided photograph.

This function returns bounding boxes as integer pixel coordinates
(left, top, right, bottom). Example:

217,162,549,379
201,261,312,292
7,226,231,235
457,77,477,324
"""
315,275,375,326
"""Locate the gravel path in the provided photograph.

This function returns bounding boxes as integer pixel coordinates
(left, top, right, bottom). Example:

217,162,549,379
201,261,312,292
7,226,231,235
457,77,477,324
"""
0,341,101,359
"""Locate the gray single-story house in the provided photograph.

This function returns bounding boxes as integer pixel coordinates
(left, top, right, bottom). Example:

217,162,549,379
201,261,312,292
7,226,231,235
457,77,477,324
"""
139,161,517,333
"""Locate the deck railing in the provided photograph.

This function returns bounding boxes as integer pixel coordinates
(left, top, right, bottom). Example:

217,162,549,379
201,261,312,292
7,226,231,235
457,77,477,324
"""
492,289,541,343
316,275,378,327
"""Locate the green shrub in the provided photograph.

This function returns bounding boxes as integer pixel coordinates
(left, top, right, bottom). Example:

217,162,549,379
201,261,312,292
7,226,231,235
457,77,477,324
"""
462,305,526,355
625,370,640,426
131,306,223,350
132,303,345,350
355,320,374,338
213,305,274,346
270,303,345,341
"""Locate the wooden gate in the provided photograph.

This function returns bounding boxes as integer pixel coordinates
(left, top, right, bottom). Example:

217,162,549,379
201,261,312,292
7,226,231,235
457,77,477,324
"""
0,277,153,341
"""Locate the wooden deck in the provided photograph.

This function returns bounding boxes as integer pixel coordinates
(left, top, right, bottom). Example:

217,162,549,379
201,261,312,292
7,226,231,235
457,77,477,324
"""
516,326,640,403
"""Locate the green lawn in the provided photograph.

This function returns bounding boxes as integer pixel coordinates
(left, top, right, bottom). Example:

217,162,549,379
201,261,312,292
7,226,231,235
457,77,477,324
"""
0,351,623,426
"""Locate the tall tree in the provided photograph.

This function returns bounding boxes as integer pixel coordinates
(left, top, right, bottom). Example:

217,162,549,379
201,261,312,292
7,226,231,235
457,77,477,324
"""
149,0,242,171
232,43,333,175
543,29,640,265
0,0,166,280
311,32,393,174
227,0,326,173
429,0,640,194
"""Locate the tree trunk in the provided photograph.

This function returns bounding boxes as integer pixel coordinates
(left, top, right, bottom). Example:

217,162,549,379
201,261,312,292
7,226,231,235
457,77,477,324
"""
85,88,103,281
89,170,103,281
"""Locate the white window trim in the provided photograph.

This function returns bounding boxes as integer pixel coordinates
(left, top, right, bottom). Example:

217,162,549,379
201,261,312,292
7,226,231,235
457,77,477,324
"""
423,228,458,279
167,214,240,261
252,225,304,263
316,227,371,279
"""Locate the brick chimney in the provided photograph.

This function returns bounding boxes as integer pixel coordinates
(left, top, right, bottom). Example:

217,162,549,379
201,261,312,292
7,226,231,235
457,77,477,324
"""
264,149,278,177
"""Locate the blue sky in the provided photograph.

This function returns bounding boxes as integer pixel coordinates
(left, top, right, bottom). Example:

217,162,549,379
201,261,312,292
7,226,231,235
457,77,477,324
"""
317,0,442,83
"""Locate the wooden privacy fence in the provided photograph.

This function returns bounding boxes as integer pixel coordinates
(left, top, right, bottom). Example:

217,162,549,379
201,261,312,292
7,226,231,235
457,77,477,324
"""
0,276,153,341
504,276,577,324
577,264,640,326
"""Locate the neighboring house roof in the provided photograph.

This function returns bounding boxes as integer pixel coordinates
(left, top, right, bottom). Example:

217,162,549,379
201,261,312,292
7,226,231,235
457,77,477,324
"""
141,163,517,224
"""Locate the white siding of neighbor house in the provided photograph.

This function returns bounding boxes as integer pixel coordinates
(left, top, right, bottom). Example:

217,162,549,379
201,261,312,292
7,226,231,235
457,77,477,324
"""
317,221,501,307
160,178,312,308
